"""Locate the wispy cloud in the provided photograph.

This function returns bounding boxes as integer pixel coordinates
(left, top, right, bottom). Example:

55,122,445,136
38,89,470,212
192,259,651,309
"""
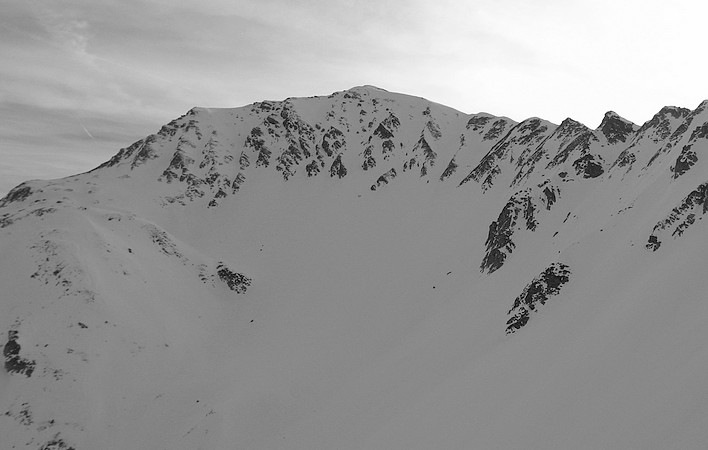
1,0,707,195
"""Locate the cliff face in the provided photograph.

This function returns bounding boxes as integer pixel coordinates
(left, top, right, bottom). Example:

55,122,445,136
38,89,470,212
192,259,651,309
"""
2,87,708,450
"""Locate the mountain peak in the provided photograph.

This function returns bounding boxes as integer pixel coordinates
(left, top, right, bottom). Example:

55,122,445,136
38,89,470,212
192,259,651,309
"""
348,85,389,93
598,110,636,144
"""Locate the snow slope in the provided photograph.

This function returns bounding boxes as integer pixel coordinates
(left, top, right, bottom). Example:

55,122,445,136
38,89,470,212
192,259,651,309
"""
2,86,708,449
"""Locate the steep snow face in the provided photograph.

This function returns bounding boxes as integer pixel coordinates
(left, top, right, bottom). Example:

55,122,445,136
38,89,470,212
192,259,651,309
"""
2,87,708,450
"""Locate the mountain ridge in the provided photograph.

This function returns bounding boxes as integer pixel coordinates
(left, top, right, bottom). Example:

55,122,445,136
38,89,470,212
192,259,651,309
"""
2,86,708,449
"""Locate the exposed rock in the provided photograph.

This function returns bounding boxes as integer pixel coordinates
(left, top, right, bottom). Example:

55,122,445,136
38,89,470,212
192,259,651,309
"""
506,263,571,334
130,135,159,169
306,160,321,177
321,127,345,157
672,145,698,178
612,149,636,170
361,145,376,171
647,182,708,250
598,111,636,144
572,154,605,178
440,158,458,181
38,436,76,450
373,123,394,140
330,154,347,179
481,185,560,273
4,330,36,377
483,119,510,141
371,168,397,191
638,106,691,143
216,263,252,294
0,183,33,208
466,115,491,131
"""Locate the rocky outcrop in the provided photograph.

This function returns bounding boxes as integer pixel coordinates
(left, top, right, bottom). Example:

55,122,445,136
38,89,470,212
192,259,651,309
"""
371,168,397,191
598,111,636,144
4,330,36,377
506,263,571,334
216,263,252,294
0,183,33,208
481,184,560,273
671,145,698,178
572,153,605,178
646,182,708,250
330,154,348,178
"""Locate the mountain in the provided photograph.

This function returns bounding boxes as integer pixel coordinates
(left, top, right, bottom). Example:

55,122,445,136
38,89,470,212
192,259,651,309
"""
2,85,708,449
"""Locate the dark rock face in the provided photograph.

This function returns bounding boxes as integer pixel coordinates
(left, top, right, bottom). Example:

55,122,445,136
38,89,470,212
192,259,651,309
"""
246,127,271,167
638,106,691,143
371,168,397,191
483,119,510,141
373,123,393,140
321,127,345,157
672,145,698,178
361,145,376,171
439,158,458,181
506,263,571,334
466,115,491,131
598,111,636,144
306,160,321,177
612,149,636,170
0,184,33,208
330,154,347,178
4,330,36,377
481,198,519,274
647,182,708,250
548,131,597,169
462,118,550,190
572,154,605,178
38,437,76,450
216,263,251,294
481,185,559,273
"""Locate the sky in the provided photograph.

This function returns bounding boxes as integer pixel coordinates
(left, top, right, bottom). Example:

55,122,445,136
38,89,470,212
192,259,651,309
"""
1,0,707,195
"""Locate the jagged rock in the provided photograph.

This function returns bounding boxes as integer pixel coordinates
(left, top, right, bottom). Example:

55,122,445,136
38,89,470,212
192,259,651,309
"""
572,154,604,178
382,139,395,159
548,131,597,169
361,145,376,171
276,143,305,180
506,263,571,334
466,115,491,131
613,149,636,170
373,123,394,140
216,263,251,294
481,185,560,273
598,111,636,144
330,154,347,178
647,182,708,250
639,106,691,143
321,127,345,157
426,120,442,139
440,158,458,181
0,183,33,207
672,145,698,178
483,119,510,141
38,436,76,450
3,330,36,377
407,133,436,177
371,168,397,191
306,160,321,177
130,135,159,169
480,199,518,273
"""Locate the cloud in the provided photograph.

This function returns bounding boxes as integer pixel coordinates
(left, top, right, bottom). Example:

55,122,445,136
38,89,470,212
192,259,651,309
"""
1,0,707,196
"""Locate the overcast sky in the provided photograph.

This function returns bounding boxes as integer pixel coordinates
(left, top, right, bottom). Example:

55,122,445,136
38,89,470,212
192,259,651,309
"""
1,0,707,195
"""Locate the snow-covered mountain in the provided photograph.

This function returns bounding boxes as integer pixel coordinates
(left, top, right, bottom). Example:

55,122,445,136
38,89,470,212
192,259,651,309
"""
2,86,708,449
